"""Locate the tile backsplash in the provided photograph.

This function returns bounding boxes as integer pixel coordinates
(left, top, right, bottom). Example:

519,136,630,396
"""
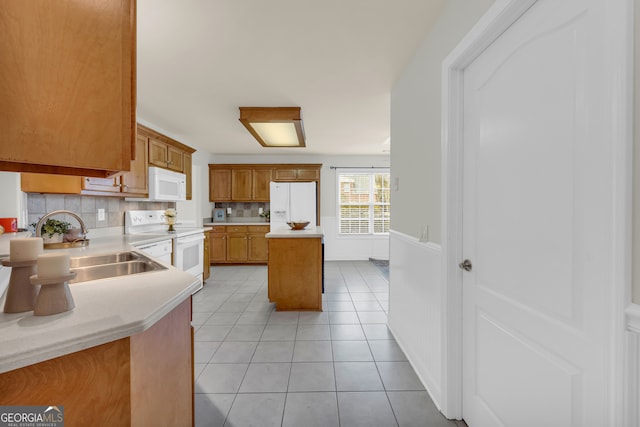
214,202,270,219
27,194,174,231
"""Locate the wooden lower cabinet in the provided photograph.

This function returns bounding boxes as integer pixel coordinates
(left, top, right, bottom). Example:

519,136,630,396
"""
267,237,322,311
203,231,210,280
0,299,193,426
209,225,269,264
227,231,248,262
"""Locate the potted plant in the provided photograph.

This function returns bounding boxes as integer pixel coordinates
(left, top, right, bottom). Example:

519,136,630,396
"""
259,210,270,222
33,219,72,243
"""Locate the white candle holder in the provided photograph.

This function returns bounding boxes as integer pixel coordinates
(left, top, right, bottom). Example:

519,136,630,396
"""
2,258,39,313
30,271,76,316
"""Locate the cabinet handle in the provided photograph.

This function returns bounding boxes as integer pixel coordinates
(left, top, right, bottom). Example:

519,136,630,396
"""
167,161,173,165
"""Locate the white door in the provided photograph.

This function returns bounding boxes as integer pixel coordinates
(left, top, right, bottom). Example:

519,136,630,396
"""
461,1,617,426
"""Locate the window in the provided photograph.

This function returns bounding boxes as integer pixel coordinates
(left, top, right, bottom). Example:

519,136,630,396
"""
338,169,390,235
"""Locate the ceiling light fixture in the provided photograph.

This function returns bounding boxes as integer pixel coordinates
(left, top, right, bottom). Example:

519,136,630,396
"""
239,107,305,148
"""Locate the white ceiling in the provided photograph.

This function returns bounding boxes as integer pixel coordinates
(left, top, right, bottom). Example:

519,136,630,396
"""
136,0,445,156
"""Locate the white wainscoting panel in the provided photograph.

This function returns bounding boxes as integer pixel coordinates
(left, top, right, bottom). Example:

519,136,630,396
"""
321,216,390,261
387,230,443,407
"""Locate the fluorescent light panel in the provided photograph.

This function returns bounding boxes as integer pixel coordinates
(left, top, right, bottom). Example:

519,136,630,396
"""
239,107,305,148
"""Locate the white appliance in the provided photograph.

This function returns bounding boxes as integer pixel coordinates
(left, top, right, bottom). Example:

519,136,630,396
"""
128,167,186,202
125,210,204,293
133,239,173,265
269,181,317,231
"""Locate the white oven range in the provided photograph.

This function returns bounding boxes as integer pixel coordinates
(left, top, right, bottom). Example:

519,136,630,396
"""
125,210,204,293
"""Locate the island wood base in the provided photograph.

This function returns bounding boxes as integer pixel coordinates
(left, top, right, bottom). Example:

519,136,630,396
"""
267,237,322,311
0,299,193,426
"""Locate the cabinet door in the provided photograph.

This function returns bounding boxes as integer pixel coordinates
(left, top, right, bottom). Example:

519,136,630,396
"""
203,232,211,279
226,233,248,262
183,152,192,200
210,233,227,262
209,169,232,201
231,169,252,201
149,138,168,168
297,168,320,180
82,177,121,193
274,169,297,181
122,134,149,196
247,233,268,262
252,169,272,201
167,146,184,172
0,0,135,176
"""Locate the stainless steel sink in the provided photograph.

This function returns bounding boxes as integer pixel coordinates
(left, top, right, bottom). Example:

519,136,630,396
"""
69,252,167,284
70,252,141,268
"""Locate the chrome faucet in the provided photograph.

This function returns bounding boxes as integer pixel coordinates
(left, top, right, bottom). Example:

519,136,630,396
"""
35,210,88,239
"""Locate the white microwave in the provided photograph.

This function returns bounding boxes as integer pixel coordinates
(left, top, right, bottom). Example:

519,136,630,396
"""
147,166,187,201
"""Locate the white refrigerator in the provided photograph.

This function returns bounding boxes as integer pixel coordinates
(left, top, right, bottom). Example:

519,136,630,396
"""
269,181,317,231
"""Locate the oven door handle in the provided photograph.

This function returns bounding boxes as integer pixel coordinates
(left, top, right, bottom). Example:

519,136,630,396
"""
176,234,205,245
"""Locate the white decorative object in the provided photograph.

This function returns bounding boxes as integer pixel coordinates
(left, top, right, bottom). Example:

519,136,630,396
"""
37,253,70,278
9,237,43,261
2,258,38,313
31,253,75,316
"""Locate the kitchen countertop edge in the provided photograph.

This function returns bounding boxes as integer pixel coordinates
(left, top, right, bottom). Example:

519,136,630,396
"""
0,235,200,374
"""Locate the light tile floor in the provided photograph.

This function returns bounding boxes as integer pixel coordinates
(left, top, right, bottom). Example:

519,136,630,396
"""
193,261,466,427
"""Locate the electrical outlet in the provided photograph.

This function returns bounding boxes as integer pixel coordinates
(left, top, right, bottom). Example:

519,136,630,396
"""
97,209,105,221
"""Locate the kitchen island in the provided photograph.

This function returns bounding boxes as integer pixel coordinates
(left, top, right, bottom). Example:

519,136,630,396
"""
0,234,198,426
266,226,323,311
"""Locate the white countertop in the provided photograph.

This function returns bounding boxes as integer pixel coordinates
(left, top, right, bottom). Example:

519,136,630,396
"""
266,226,324,238
0,233,199,374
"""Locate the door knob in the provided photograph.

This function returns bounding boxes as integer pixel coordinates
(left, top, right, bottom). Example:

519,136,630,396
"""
458,259,472,272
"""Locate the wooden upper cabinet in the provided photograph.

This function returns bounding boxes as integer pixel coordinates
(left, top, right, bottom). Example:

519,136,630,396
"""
209,168,232,201
209,164,320,202
231,170,252,201
0,0,136,177
253,169,272,201
150,138,184,172
273,165,321,181
121,134,149,196
183,152,193,200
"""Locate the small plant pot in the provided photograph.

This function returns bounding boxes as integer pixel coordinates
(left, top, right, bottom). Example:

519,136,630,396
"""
43,234,63,244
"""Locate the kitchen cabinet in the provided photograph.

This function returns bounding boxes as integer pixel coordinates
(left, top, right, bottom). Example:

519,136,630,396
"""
21,125,194,199
248,226,269,261
267,235,323,311
149,138,184,173
203,231,211,280
273,165,321,181
0,0,136,178
0,299,193,426
253,169,273,201
120,134,149,197
183,152,193,200
209,169,232,201
227,226,249,262
209,164,319,202
209,225,269,264
139,124,196,199
209,226,228,262
231,170,253,201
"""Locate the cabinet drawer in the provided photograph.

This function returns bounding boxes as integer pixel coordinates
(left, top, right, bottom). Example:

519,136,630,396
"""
226,226,248,233
247,225,270,233
211,226,226,233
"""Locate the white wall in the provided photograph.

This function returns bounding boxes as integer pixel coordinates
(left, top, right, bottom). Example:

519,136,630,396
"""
209,154,390,261
389,0,494,411
0,172,28,228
